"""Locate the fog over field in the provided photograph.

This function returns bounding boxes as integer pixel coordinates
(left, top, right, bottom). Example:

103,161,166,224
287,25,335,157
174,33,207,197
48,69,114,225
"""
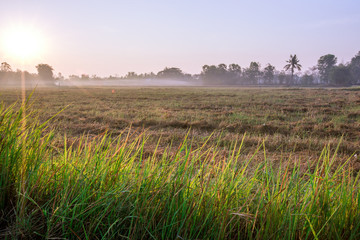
55,78,201,87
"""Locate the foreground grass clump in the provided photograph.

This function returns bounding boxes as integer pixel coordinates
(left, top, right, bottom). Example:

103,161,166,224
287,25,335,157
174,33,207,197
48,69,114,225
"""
1,103,360,239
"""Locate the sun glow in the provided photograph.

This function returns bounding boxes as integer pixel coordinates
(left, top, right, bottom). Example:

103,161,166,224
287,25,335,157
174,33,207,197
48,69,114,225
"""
1,24,46,61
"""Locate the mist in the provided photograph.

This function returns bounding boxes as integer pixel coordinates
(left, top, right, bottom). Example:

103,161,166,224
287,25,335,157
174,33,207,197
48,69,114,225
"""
2,51,360,88
55,78,201,87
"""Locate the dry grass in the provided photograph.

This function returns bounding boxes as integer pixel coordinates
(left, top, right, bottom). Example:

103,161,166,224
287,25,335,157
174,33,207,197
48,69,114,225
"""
1,86,359,169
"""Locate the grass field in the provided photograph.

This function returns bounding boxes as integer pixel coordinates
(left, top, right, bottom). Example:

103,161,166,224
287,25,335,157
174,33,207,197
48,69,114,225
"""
1,87,359,165
1,87,360,239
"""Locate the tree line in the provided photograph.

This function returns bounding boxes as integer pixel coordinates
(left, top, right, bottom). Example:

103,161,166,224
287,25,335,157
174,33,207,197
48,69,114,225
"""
1,51,360,87
200,52,360,86
0,63,56,87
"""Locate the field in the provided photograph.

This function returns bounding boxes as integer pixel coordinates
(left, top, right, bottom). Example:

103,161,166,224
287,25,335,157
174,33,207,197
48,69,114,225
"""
1,87,359,165
1,87,360,239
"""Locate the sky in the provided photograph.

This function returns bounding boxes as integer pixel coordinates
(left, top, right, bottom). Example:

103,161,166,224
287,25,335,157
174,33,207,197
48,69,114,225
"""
0,0,360,77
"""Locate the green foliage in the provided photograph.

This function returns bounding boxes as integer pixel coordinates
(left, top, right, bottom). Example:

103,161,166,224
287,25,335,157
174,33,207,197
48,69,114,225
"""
263,64,275,84
350,51,360,84
157,67,187,79
329,64,353,86
278,70,287,85
0,102,22,210
0,100,54,235
243,62,261,84
317,54,337,84
1,102,360,239
201,63,240,85
301,73,314,85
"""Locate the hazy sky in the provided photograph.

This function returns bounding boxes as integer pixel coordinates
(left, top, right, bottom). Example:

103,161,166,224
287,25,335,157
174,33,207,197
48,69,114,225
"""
1,0,360,77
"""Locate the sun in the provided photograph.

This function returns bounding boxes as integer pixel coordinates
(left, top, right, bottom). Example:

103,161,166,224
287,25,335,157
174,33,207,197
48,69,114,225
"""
1,24,46,61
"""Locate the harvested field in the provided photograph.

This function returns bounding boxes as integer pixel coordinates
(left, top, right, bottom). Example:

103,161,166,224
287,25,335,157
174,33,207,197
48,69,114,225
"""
1,87,359,168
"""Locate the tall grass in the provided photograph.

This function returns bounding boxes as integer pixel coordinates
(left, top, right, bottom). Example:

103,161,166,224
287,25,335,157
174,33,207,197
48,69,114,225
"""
1,102,359,239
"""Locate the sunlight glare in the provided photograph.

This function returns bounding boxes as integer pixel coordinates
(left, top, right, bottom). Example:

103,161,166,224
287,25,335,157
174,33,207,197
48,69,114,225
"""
1,25,46,61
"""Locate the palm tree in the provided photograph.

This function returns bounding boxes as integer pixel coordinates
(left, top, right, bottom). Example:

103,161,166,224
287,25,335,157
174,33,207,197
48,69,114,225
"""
284,54,302,85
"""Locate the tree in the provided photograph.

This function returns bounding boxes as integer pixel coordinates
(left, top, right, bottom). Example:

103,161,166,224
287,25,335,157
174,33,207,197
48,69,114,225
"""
56,72,64,81
300,73,314,85
263,64,275,85
218,63,227,70
277,71,287,85
201,64,235,85
216,64,229,81
91,74,100,80
243,62,261,84
349,51,360,84
228,63,241,74
201,65,220,85
81,74,90,80
228,63,242,84
125,72,138,79
69,75,80,81
317,54,337,84
157,67,185,79
0,62,12,85
284,54,302,85
329,64,353,86
1,62,12,72
36,64,54,81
